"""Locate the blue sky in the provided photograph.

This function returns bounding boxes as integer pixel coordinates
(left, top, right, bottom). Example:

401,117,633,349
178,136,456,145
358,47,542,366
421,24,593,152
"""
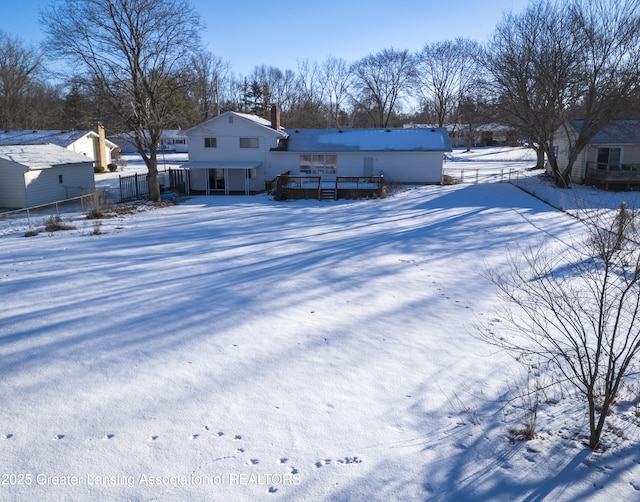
3,0,530,76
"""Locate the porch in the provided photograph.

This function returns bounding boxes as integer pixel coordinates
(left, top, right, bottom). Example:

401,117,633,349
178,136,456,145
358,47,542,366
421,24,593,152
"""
267,174,386,201
584,161,640,190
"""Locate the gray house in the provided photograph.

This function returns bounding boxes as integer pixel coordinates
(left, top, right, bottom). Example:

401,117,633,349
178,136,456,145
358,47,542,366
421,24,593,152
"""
0,144,95,209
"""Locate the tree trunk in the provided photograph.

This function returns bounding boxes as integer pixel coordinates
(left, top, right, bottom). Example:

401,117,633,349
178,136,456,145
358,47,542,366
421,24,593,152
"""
147,151,161,202
536,148,545,169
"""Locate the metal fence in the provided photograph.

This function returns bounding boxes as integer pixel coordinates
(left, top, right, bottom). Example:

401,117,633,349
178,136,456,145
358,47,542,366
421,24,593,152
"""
119,172,149,202
443,166,528,185
0,192,99,236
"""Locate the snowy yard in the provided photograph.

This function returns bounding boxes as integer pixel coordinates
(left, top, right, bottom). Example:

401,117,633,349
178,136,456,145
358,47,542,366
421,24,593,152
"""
2,148,640,501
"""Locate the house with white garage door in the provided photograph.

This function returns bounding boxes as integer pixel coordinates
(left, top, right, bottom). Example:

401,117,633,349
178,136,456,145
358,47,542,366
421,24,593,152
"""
184,107,451,196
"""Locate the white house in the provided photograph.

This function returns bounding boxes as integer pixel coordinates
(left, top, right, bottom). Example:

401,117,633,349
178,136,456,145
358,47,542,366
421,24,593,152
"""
184,108,452,195
0,126,117,167
185,111,288,195
111,130,189,154
0,144,95,209
554,120,640,188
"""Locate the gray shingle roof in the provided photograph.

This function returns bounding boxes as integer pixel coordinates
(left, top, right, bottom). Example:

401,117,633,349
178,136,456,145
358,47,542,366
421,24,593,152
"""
570,120,640,144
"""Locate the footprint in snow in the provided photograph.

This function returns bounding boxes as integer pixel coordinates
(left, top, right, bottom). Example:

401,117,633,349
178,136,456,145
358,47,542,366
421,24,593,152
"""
103,434,115,440
1,434,13,440
234,435,242,440
149,435,159,441
216,432,224,437
53,435,64,440
248,459,259,465
337,456,362,465
279,458,288,464
267,486,278,494
235,448,244,454
190,434,199,440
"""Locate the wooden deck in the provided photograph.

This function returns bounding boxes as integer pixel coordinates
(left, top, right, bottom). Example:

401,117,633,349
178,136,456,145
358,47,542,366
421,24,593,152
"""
584,162,640,190
268,175,386,201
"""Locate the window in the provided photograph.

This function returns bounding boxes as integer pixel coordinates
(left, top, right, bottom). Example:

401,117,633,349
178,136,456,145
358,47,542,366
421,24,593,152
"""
204,137,217,148
240,137,259,148
58,174,63,184
597,147,621,168
299,154,337,175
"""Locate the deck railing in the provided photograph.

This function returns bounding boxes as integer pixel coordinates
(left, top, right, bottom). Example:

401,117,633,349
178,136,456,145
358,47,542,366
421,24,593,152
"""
268,174,385,200
585,161,640,189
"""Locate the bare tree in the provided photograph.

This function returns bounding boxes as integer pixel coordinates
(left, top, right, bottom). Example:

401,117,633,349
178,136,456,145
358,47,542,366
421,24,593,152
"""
0,31,44,129
554,0,640,185
350,48,416,128
318,56,352,128
42,0,203,202
189,52,230,121
483,203,640,449
486,0,640,186
485,0,580,174
415,38,483,129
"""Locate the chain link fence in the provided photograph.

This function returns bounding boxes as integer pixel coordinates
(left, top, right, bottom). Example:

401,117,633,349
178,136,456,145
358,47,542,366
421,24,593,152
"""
0,192,102,237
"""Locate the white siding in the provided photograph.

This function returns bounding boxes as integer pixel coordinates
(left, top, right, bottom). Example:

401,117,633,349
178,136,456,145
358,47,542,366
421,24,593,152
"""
187,113,283,192
24,164,95,207
269,151,443,184
67,135,113,165
0,159,27,208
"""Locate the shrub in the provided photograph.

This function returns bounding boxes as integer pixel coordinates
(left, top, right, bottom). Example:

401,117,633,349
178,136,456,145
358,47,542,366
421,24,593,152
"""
442,174,459,185
44,215,76,232
107,163,118,172
94,165,105,174
86,190,112,219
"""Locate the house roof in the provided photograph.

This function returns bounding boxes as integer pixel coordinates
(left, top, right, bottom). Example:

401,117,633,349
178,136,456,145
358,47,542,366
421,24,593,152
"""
187,111,288,137
570,120,640,144
281,128,452,153
0,144,95,170
0,129,118,149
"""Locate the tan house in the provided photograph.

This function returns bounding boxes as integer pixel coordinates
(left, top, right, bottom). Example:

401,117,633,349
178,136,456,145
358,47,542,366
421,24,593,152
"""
554,120,640,189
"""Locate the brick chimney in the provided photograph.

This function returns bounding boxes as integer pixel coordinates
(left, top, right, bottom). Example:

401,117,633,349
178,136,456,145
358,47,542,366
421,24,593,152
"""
270,105,281,131
97,124,108,168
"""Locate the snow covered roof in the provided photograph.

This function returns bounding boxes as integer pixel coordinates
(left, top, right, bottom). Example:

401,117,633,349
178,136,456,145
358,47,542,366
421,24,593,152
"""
0,129,117,149
570,120,640,145
282,127,452,153
0,144,95,170
187,111,288,137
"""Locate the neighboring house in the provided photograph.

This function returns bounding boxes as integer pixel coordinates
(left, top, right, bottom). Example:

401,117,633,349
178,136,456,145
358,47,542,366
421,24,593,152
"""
0,125,117,167
185,108,452,195
0,144,95,209
111,130,188,154
554,120,640,188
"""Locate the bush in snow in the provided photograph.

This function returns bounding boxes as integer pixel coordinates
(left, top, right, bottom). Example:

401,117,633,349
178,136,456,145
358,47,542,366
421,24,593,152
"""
483,203,640,450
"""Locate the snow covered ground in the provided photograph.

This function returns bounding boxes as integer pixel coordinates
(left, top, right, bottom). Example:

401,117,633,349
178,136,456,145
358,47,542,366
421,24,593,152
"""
2,148,640,501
